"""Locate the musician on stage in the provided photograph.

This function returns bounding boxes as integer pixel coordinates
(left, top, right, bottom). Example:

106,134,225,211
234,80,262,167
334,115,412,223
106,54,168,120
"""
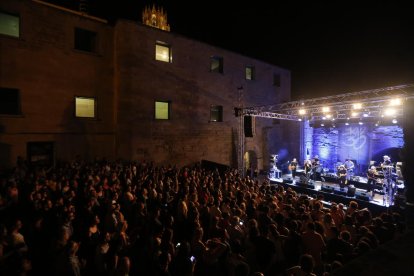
304,159,312,176
381,155,394,178
289,158,298,178
312,155,320,167
367,165,378,195
337,164,347,189
344,158,355,181
381,155,393,168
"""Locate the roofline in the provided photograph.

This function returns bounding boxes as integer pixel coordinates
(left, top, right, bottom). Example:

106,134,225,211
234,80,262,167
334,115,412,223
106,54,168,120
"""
32,0,108,24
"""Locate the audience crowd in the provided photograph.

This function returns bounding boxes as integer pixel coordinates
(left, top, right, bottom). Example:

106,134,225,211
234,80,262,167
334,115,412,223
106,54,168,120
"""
0,158,407,275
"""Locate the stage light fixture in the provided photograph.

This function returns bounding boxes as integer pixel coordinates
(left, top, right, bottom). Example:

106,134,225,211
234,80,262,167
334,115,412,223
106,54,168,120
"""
299,109,306,115
392,119,398,124
322,106,330,112
353,103,362,109
390,98,401,106
345,122,349,126
384,108,396,116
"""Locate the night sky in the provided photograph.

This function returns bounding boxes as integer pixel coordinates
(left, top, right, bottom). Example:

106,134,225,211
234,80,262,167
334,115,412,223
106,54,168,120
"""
47,0,414,100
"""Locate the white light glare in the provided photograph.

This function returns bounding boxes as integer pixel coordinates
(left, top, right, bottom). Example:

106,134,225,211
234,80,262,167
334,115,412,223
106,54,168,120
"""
390,98,401,106
353,103,362,109
384,108,396,116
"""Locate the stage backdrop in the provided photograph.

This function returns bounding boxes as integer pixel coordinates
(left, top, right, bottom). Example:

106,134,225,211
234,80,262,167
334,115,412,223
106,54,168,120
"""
302,121,403,175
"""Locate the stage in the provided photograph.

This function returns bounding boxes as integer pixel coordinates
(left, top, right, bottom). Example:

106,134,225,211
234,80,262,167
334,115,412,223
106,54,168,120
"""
268,173,404,215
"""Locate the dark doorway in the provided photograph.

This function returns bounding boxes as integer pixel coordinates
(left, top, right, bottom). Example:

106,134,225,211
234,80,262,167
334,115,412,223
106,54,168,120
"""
27,141,55,167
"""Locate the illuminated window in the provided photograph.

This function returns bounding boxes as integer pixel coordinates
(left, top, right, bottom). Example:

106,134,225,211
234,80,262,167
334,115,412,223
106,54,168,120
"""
210,56,223,73
210,105,223,122
245,66,255,80
0,12,19,38
273,74,281,87
155,101,170,120
74,27,97,53
75,97,96,118
0,87,20,115
155,41,172,62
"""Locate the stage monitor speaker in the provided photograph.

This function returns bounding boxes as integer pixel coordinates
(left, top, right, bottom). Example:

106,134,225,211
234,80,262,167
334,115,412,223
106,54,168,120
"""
355,189,372,201
297,179,315,190
244,116,253,137
333,187,348,196
283,177,293,184
321,183,335,193
347,185,356,197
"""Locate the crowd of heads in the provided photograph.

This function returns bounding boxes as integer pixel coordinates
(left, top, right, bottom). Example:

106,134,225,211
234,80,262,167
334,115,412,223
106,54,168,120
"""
0,158,407,275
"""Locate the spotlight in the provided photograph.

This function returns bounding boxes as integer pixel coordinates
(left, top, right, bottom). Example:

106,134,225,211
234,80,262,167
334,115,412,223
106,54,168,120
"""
353,103,362,109
392,119,398,124
358,121,363,125
390,98,401,106
384,108,396,116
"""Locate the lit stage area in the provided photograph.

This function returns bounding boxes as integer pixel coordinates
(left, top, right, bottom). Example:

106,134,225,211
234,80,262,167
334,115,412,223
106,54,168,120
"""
267,171,405,215
242,85,414,215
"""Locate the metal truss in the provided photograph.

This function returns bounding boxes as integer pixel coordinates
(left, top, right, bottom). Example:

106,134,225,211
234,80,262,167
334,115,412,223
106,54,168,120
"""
242,84,414,121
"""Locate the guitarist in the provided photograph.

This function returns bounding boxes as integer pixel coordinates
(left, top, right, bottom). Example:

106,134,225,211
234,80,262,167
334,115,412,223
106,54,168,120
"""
289,158,298,178
344,158,355,181
367,165,378,195
337,165,347,189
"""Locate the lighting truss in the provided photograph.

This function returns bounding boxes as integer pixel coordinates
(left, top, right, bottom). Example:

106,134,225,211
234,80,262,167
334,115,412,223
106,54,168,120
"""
242,84,414,121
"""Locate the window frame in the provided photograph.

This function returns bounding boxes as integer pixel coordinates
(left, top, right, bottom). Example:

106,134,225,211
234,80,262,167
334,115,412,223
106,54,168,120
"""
74,27,98,53
210,56,224,73
155,100,171,120
245,66,255,80
210,105,223,122
155,41,172,63
0,87,21,116
0,11,20,38
74,96,97,119
273,74,281,87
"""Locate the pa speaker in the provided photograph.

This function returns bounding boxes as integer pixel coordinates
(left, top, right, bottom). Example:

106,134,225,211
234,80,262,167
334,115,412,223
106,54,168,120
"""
244,116,253,137
355,189,372,201
347,185,356,197
321,183,335,193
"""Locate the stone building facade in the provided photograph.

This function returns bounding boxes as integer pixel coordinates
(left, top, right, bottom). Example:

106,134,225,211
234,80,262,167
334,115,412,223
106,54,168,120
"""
0,0,298,171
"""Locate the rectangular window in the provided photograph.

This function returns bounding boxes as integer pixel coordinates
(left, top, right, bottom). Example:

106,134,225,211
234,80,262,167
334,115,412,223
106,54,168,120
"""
0,87,20,115
155,101,170,120
75,96,96,118
0,12,19,38
155,41,172,63
74,27,97,53
273,74,281,87
210,56,223,73
210,105,223,122
245,66,255,80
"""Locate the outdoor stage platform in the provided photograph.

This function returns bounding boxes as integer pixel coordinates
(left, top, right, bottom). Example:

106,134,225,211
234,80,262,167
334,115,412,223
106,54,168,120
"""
268,173,404,216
